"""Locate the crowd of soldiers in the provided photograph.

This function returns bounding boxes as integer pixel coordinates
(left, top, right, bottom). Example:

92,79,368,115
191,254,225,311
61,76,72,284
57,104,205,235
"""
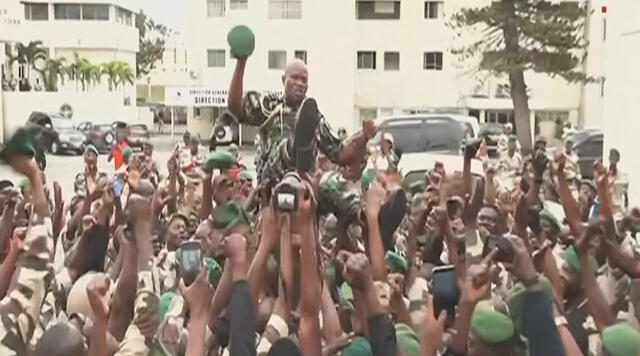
0,38,638,356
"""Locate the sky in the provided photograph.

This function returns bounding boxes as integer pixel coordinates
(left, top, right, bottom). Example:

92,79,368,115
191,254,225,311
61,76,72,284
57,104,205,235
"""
138,0,187,39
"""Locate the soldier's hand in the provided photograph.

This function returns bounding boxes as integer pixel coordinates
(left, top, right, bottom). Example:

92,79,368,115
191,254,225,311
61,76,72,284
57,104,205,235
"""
362,120,377,141
127,194,152,223
464,140,481,160
179,269,214,317
87,273,112,322
223,233,247,269
365,181,386,219
8,156,39,180
337,251,374,292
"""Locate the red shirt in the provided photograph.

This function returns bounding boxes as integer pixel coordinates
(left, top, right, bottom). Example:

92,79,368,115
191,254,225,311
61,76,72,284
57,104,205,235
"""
112,141,129,170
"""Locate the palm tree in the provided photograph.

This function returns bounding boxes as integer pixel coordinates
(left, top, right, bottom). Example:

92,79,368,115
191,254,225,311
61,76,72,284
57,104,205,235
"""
100,61,119,91
77,58,95,91
64,53,83,92
37,57,66,91
115,62,135,90
7,41,47,83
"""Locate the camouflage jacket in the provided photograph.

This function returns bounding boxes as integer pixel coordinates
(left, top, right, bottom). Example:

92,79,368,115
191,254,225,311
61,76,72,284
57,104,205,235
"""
242,92,343,163
0,211,53,356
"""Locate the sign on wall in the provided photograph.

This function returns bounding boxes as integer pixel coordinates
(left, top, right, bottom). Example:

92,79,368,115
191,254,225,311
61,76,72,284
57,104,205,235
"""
165,87,283,107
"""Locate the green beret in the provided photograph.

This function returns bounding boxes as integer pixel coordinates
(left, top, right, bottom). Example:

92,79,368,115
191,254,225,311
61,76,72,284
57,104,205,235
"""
602,323,640,356
169,212,190,228
158,292,176,320
238,170,253,182
508,135,518,142
203,257,222,286
395,323,420,356
341,336,372,356
212,201,250,230
507,277,554,336
385,251,409,274
339,282,354,310
471,301,515,343
539,209,561,232
84,144,99,157
324,261,336,289
227,25,255,59
122,147,133,159
1,127,36,162
361,169,374,191
204,150,235,172
564,245,598,273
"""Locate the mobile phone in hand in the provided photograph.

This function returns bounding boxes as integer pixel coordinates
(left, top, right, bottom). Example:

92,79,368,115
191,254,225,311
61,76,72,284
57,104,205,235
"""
112,176,126,198
432,265,460,327
178,241,203,286
483,234,515,263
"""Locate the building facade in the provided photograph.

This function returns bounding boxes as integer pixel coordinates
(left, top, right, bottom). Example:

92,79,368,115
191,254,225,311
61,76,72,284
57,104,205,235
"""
0,0,146,141
186,0,606,142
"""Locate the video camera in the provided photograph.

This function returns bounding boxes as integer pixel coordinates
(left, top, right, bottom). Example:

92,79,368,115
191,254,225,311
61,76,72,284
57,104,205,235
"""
272,171,302,211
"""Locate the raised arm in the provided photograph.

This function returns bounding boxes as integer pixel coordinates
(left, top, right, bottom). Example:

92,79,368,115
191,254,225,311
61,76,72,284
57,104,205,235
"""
365,182,387,282
228,59,247,121
555,153,584,237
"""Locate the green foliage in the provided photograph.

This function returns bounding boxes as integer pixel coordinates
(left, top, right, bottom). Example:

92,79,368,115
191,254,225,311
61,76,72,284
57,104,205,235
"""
135,10,169,78
38,58,66,91
451,0,593,83
101,61,134,91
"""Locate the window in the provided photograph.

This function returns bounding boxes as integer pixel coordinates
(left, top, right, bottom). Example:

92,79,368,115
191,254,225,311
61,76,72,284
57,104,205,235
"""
269,0,302,19
357,51,376,69
116,7,133,25
423,52,443,70
231,0,248,10
207,0,225,17
207,49,226,67
384,52,399,71
268,51,287,69
24,3,48,20
424,1,443,19
294,50,307,64
82,5,109,20
356,1,401,20
359,108,378,122
54,4,81,20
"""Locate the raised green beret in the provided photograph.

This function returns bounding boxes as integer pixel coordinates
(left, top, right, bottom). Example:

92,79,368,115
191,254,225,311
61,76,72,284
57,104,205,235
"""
602,323,640,356
471,301,514,343
84,144,99,157
385,251,409,274
539,208,561,232
212,201,250,230
1,127,36,162
341,336,372,356
227,25,255,59
158,292,176,320
361,169,374,191
395,323,420,356
564,245,598,273
122,147,133,160
507,276,554,336
203,257,222,286
238,170,253,182
204,150,235,172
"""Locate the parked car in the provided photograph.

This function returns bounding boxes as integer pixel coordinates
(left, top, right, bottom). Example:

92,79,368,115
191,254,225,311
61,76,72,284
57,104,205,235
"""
128,124,151,150
48,116,86,155
77,122,115,153
571,129,603,179
370,114,468,156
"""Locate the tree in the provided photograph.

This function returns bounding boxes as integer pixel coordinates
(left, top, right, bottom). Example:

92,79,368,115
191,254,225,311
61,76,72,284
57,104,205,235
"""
452,0,592,153
8,41,48,84
135,10,170,78
64,53,83,92
36,58,66,91
101,61,134,91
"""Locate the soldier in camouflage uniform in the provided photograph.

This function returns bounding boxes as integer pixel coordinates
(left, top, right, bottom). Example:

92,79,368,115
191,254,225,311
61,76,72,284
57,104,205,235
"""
227,58,375,206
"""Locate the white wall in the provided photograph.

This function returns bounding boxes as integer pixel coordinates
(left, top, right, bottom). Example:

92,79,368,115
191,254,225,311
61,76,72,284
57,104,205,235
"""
601,0,640,205
2,91,152,141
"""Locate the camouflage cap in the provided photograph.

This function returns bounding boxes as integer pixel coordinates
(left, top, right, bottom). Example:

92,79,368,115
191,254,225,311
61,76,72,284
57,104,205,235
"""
539,208,561,232
204,150,235,172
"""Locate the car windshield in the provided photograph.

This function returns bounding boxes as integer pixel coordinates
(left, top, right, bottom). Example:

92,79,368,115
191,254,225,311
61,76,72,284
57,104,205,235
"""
52,118,75,130
373,118,464,154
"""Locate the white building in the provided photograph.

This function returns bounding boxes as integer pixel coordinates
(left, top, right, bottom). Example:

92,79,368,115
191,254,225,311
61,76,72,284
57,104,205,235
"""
185,0,606,142
0,0,148,142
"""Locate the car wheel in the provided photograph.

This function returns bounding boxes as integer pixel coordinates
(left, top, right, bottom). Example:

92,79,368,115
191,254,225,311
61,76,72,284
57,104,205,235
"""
50,141,60,155
104,132,114,146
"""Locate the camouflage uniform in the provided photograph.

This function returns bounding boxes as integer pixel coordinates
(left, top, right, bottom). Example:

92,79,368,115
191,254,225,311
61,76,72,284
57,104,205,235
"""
0,210,53,356
240,92,342,200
